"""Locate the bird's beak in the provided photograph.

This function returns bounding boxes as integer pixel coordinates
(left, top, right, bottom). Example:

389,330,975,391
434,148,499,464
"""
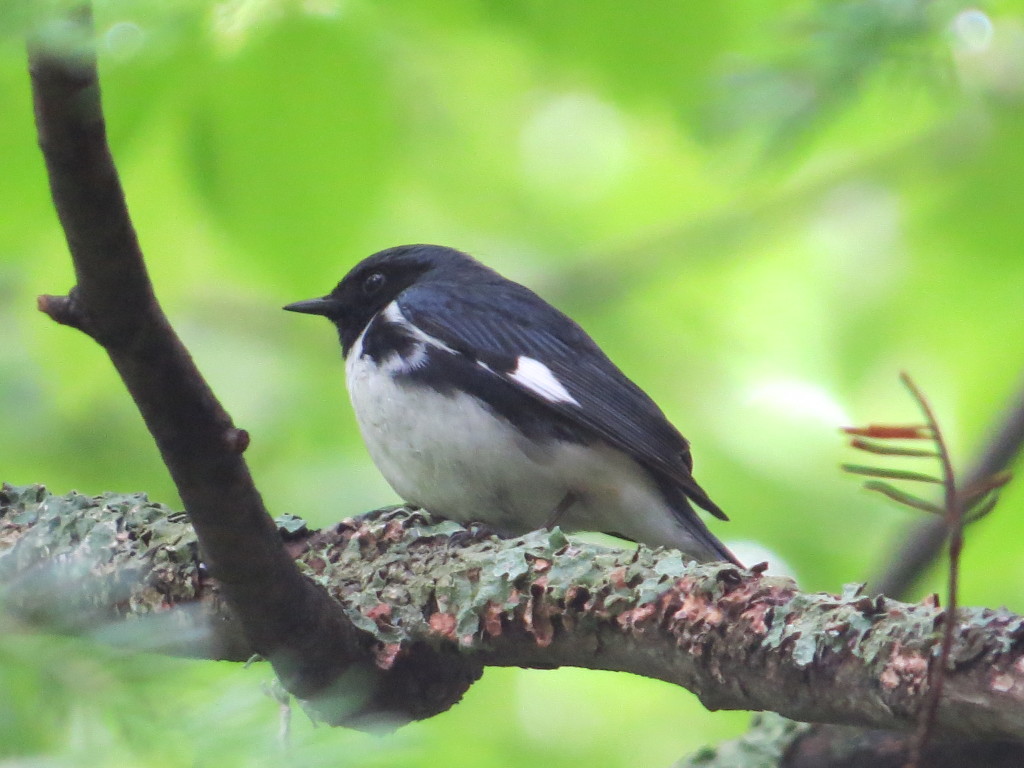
283,297,337,317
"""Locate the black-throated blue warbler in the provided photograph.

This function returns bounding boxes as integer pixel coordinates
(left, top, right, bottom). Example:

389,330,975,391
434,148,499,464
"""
285,244,740,565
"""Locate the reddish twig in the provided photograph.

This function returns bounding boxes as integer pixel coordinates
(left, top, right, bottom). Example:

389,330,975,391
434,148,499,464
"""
842,373,1016,766
871,372,1024,599
897,373,961,768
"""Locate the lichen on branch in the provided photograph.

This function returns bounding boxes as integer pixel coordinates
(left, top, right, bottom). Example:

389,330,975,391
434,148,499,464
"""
4,484,1024,741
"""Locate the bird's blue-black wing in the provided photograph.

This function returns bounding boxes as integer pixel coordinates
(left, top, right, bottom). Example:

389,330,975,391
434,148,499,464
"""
396,281,727,520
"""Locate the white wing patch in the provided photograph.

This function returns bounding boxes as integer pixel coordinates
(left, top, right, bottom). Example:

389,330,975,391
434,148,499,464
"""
383,301,457,354
381,300,409,327
377,303,578,407
509,355,579,405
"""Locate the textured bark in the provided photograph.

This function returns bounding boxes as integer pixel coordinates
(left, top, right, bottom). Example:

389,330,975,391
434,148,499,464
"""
783,724,1024,768
4,484,1023,743
673,715,1024,768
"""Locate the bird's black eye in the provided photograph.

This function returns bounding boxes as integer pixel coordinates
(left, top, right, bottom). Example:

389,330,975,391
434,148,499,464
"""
363,272,386,295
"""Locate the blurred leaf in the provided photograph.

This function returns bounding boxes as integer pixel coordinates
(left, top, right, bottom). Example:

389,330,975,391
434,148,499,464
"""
701,0,950,156
93,3,210,151
468,0,744,115
183,13,398,283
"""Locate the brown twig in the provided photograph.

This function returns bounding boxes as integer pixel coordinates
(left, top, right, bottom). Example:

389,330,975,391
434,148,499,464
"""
841,375,1016,765
897,373,961,768
26,4,478,724
872,372,1024,599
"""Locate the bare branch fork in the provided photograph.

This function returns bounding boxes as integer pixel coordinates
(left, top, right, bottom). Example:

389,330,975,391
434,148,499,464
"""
26,5,480,724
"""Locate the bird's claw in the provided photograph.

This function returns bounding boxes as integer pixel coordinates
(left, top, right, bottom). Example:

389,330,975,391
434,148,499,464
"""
447,522,498,549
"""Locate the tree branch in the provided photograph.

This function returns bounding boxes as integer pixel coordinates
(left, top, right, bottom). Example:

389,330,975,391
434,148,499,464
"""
4,485,1024,742
782,723,1024,768
26,5,478,724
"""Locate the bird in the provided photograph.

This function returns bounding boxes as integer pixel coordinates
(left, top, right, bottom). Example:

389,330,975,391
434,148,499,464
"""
284,244,741,566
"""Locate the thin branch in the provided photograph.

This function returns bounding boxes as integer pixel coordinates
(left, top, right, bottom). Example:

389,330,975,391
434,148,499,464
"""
25,5,477,724
897,373,961,768
871,372,1024,598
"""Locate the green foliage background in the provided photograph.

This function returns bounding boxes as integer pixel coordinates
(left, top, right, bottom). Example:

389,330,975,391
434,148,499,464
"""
2,0,1024,765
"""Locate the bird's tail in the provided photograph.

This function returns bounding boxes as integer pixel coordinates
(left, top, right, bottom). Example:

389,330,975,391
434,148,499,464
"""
693,520,743,567
664,486,744,567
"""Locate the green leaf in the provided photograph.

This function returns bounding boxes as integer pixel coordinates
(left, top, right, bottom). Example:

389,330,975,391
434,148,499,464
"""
841,464,942,484
862,481,945,515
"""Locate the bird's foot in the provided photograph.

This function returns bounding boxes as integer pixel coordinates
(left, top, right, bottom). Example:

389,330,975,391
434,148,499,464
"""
447,521,499,548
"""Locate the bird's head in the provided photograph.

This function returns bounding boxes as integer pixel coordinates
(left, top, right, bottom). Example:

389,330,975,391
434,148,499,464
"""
284,244,489,355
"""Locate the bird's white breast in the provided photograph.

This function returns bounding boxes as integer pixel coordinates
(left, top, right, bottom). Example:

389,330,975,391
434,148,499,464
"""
344,309,718,555
345,329,557,530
